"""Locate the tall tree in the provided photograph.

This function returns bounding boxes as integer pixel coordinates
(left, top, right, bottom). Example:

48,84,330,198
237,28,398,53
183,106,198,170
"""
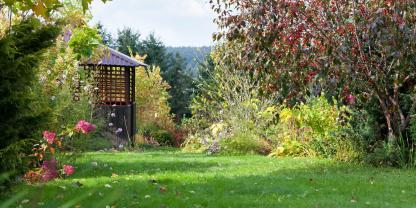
165,53,195,120
96,22,114,48
115,27,141,55
212,0,416,144
140,33,167,70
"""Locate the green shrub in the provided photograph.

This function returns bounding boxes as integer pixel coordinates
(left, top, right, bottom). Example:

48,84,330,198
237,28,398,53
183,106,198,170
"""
141,124,174,146
183,51,279,154
219,131,264,155
270,94,361,161
0,18,60,178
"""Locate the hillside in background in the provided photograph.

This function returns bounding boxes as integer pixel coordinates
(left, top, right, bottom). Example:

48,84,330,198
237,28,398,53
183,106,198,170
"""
166,46,211,77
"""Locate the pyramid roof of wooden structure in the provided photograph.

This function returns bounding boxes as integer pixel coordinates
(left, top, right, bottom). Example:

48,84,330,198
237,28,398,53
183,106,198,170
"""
88,47,147,67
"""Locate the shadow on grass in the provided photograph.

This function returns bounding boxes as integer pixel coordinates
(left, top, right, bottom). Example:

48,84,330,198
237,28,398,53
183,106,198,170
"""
2,153,416,208
70,159,226,179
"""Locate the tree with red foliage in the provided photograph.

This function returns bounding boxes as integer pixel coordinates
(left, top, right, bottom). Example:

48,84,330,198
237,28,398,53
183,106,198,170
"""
211,0,416,144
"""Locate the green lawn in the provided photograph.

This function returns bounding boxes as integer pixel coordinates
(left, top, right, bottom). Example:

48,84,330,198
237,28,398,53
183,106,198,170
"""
2,149,416,208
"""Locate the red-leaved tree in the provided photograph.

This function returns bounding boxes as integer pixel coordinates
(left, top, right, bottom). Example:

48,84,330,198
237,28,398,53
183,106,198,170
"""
211,0,416,143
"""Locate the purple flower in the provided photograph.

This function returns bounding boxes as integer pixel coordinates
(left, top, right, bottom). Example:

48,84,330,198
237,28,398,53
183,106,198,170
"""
115,128,123,134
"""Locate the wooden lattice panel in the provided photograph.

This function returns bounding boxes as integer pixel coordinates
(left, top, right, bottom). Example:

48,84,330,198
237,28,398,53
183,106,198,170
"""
92,65,135,106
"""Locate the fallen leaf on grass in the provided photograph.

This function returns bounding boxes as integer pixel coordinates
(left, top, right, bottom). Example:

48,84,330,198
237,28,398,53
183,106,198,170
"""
159,186,167,193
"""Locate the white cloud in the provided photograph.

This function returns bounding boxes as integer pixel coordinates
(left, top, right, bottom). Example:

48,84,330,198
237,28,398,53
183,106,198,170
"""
90,0,217,46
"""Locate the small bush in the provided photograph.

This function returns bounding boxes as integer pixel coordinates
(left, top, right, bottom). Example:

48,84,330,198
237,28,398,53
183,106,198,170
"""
141,124,175,146
220,131,264,155
269,94,361,161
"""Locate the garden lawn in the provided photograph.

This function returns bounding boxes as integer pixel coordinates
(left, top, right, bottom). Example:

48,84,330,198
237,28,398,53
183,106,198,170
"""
1,149,416,208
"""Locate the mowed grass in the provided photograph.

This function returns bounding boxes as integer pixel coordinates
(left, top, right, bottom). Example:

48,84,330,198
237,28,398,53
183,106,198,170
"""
2,149,416,208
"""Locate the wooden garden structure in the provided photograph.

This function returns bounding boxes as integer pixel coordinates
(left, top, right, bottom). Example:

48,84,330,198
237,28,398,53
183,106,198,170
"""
81,47,147,142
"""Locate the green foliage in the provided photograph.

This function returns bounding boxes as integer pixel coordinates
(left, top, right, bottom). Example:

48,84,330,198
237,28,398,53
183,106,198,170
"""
134,66,176,146
269,95,361,161
115,27,141,56
68,26,102,60
219,131,265,155
0,18,60,176
135,66,172,128
184,48,278,154
36,25,105,140
2,0,107,17
139,124,174,146
165,53,195,120
141,33,168,70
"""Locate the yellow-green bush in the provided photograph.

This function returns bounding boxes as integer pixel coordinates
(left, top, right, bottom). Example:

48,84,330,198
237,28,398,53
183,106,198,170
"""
269,94,361,160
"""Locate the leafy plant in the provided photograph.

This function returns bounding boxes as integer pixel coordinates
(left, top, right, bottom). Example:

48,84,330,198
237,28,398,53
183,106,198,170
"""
183,48,279,154
270,94,360,160
2,0,107,18
68,26,102,60
0,18,60,179
24,120,97,183
211,0,416,152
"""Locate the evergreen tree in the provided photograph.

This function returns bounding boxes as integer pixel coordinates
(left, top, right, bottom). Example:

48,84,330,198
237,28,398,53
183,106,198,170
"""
96,22,114,48
0,18,60,175
115,27,141,55
165,53,195,120
140,33,167,71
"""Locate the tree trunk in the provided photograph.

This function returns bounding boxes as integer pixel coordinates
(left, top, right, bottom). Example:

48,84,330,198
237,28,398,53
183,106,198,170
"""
378,94,400,146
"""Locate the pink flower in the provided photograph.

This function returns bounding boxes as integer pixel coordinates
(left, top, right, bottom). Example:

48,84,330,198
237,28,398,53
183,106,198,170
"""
75,120,97,134
346,94,356,105
63,165,75,176
41,159,58,182
43,131,56,144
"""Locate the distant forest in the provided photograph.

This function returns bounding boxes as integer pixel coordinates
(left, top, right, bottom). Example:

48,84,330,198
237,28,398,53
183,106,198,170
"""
166,46,211,77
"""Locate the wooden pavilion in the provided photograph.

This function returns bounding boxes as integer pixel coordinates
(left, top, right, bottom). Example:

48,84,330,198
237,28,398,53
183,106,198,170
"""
81,47,147,143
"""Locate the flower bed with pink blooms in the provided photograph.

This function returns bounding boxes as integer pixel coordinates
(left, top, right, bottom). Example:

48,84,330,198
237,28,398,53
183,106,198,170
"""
24,120,96,183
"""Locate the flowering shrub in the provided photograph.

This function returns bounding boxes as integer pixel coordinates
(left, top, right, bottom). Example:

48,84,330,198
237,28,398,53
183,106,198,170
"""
25,120,96,183
75,120,97,134
43,131,56,145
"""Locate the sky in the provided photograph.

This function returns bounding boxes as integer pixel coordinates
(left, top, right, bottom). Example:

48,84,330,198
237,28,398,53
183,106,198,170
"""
90,0,218,47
